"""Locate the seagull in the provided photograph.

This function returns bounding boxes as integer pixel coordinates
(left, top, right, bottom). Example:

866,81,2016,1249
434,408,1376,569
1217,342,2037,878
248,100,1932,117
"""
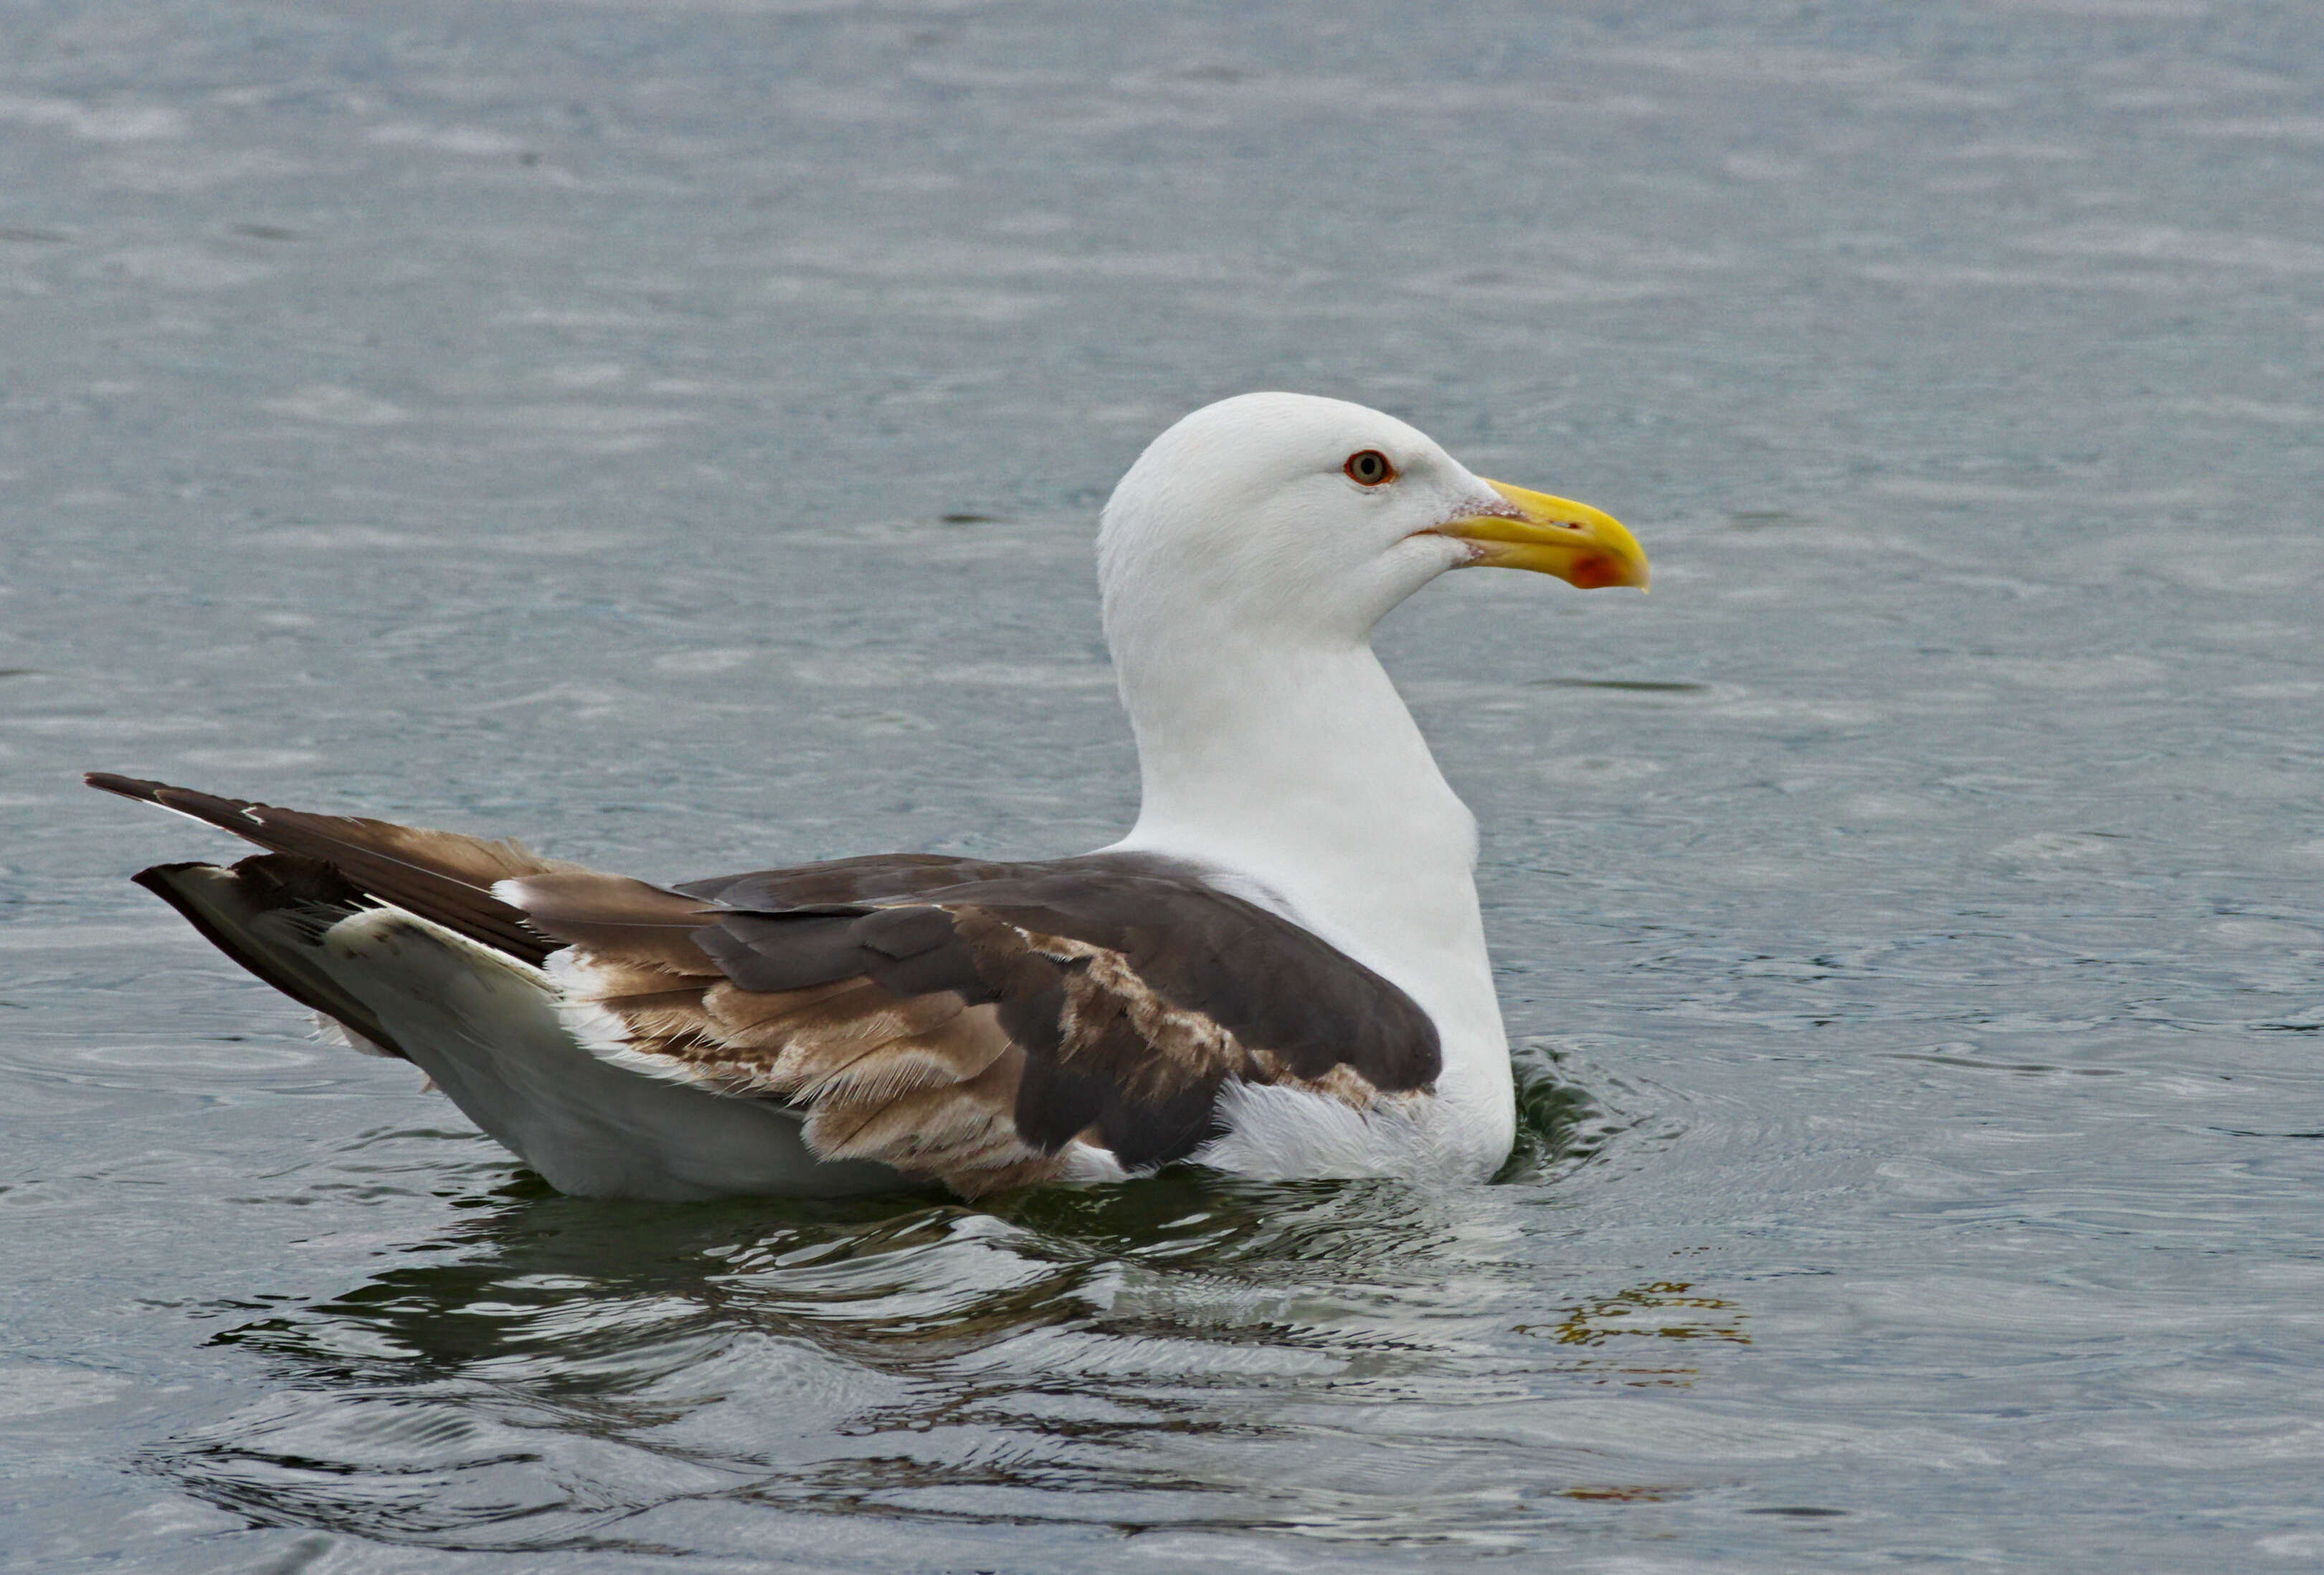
87,392,1649,1200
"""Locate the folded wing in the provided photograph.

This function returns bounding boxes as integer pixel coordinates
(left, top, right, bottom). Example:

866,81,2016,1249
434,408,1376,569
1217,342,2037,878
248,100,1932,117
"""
89,774,1441,1197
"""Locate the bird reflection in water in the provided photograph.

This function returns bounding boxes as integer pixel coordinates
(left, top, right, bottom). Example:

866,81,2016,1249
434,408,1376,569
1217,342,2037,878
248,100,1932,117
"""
153,1053,1747,1556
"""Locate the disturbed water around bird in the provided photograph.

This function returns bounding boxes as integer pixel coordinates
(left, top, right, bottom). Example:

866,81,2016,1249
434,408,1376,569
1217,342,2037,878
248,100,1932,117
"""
5,1,2321,1569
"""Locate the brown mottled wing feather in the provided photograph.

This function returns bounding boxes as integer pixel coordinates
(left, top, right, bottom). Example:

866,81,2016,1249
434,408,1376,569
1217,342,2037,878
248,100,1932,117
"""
683,855,1438,1090
514,852,1442,1194
85,772,569,963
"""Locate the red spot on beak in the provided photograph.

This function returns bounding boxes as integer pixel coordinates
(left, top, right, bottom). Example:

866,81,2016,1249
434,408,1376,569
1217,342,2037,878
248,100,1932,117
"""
1566,556,1621,591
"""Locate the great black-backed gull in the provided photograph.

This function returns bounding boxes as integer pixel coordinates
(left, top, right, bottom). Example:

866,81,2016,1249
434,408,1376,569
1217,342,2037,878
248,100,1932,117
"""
88,392,1649,1199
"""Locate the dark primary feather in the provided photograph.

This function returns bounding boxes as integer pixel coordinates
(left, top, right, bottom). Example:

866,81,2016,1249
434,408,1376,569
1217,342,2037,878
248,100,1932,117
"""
132,853,409,1059
85,772,564,964
90,774,1442,1194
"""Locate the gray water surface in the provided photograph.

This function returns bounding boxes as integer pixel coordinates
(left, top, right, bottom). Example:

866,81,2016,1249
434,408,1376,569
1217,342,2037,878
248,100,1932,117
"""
5,1,2323,1569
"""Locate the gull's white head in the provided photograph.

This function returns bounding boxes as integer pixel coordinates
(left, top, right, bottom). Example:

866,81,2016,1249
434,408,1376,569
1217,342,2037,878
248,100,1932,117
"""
1098,391,1646,656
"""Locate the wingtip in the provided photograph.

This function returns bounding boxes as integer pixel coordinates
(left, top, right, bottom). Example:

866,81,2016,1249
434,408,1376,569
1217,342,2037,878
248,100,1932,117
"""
85,773,262,836
85,770,170,801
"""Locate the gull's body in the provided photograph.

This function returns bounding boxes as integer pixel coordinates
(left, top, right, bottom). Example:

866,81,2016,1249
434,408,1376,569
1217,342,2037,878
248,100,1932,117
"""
92,393,1647,1199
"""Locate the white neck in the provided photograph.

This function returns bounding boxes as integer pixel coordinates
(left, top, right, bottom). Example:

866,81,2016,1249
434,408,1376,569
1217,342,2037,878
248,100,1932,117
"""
1102,617,1514,1162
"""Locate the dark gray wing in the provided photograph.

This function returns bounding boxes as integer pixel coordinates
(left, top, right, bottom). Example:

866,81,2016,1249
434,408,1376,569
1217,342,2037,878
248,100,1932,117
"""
87,774,1441,1195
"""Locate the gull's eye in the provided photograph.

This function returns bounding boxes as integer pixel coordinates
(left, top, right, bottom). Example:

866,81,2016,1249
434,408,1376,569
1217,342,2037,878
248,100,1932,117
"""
1344,449,1395,487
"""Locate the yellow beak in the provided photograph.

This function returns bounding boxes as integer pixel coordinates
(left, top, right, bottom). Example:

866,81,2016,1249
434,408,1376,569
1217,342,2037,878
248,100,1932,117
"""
1428,480,1650,591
